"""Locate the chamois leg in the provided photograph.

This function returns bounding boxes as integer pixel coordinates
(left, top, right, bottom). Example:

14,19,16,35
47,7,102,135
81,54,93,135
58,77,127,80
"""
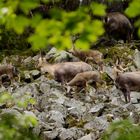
122,85,131,103
123,91,128,103
125,84,131,103
99,61,104,72
126,89,131,103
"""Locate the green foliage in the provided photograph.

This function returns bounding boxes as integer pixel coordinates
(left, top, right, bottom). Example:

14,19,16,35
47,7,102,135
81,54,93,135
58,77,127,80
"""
0,92,39,140
0,26,30,51
101,46,134,64
90,2,106,16
125,0,140,18
0,0,106,51
102,119,140,140
125,0,140,37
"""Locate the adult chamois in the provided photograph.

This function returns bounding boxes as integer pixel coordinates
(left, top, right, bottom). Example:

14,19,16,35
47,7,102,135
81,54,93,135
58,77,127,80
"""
37,57,92,84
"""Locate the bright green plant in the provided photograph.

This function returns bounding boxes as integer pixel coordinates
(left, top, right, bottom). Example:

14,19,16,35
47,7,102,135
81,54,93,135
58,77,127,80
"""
0,0,106,51
0,92,39,140
102,119,140,140
125,0,140,37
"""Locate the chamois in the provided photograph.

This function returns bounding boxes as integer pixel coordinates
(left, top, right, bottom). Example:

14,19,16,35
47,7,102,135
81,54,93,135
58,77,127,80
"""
104,12,133,42
114,66,140,103
0,64,19,83
37,57,92,83
67,71,103,89
69,43,103,71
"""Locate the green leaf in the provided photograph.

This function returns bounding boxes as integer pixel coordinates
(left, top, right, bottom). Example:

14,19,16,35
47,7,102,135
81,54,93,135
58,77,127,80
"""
12,16,30,34
125,0,140,18
30,14,42,28
75,39,90,50
28,34,48,50
19,0,40,14
91,2,106,16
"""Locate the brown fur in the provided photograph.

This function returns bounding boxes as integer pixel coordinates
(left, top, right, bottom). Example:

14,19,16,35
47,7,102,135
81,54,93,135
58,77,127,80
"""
105,12,133,42
69,45,103,71
67,71,103,89
37,57,92,83
0,65,19,83
115,71,140,103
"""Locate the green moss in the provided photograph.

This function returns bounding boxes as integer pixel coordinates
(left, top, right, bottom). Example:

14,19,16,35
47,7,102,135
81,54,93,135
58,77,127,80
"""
66,115,86,128
99,46,134,65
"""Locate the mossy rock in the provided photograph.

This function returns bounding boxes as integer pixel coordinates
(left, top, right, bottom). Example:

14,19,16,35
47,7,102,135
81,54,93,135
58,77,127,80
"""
99,46,134,65
66,115,86,128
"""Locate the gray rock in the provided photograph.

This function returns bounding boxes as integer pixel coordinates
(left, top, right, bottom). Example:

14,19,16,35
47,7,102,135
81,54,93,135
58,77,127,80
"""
23,56,32,64
133,49,140,69
123,103,136,112
48,89,68,104
23,71,31,83
32,55,40,62
13,83,39,96
112,106,129,119
111,97,125,106
104,66,115,80
42,130,58,140
34,121,55,136
54,50,79,63
89,103,105,115
46,47,57,58
78,133,95,140
64,98,84,109
46,48,79,63
46,110,65,127
0,86,6,92
58,127,84,140
46,103,67,117
30,70,41,80
39,82,51,95
64,98,86,118
84,116,109,131
131,91,140,103
23,56,36,70
129,111,140,124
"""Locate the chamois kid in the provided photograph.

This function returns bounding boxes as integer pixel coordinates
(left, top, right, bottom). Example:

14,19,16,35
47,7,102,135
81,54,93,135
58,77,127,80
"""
67,71,103,89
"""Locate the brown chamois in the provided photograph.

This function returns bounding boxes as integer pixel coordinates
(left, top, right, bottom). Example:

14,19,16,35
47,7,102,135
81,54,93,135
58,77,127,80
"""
69,43,103,71
114,66,140,103
37,57,92,83
0,64,19,83
104,12,133,42
67,71,103,89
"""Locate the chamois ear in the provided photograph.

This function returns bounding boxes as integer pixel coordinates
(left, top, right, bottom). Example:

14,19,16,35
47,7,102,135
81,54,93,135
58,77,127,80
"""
36,57,43,68
42,57,47,63
9,62,13,66
38,57,43,63
112,64,123,80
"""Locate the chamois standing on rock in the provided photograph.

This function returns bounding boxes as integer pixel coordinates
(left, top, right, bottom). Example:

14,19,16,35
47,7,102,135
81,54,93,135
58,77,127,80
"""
69,43,103,71
104,12,133,42
67,71,104,89
37,57,92,83
113,66,140,103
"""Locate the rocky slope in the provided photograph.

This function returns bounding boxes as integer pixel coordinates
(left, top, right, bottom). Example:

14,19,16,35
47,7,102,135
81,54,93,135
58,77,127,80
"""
0,45,140,140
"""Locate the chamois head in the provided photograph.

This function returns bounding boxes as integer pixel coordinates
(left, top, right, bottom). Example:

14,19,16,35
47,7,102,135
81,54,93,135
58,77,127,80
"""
112,59,128,79
37,57,47,69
